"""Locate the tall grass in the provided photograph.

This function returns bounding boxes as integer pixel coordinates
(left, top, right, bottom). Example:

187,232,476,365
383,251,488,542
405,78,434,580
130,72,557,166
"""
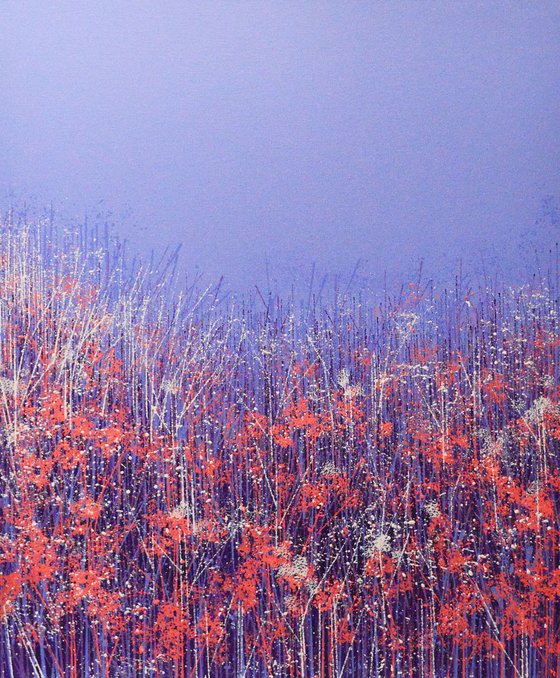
0,214,558,677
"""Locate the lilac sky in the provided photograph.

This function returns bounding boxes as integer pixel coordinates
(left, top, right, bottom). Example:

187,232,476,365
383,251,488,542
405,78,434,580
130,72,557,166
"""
1,2,559,289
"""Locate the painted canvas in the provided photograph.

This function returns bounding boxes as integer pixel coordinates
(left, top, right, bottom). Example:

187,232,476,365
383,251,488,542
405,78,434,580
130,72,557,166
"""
0,3,558,676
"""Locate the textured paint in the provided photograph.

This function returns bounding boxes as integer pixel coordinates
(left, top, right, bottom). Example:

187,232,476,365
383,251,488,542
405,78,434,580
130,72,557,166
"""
0,220,558,676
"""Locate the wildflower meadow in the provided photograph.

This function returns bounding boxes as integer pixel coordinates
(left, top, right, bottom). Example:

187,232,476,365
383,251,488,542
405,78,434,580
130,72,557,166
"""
0,217,558,677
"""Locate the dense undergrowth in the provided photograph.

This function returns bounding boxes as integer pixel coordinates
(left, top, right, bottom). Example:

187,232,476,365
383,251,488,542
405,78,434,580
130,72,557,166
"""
0,218,559,677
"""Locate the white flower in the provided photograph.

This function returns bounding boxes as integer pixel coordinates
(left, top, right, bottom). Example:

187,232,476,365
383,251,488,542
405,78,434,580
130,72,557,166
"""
322,461,340,478
0,377,20,396
365,532,391,558
337,369,350,389
425,501,440,518
278,555,309,583
526,397,554,423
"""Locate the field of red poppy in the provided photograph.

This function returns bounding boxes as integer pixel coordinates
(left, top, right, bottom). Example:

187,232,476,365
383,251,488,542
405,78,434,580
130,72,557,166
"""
0,221,558,677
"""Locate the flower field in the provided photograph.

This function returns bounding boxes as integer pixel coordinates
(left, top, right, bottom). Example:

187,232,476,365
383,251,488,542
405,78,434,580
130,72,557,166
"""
0,221,559,677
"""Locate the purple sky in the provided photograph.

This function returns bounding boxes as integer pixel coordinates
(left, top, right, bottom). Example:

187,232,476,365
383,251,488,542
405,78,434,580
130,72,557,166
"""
1,2,559,289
